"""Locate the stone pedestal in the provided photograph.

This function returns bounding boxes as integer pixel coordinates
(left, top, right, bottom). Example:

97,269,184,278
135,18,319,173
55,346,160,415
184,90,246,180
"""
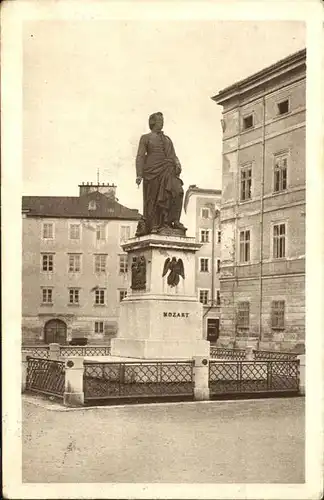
111,234,210,359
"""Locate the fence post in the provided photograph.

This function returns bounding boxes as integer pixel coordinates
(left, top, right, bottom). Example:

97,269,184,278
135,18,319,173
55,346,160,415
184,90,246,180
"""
298,354,305,395
193,356,210,401
246,345,254,361
63,357,84,407
49,343,61,360
22,352,31,392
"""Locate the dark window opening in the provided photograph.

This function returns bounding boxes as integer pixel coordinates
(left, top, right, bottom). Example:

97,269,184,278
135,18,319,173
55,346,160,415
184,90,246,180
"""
243,115,253,130
278,100,289,115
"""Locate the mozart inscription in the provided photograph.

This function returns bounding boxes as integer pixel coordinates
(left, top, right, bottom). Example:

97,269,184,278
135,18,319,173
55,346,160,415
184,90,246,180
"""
163,312,190,318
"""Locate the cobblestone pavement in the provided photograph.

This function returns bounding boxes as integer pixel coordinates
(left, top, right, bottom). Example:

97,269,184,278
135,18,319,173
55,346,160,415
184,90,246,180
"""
23,396,304,483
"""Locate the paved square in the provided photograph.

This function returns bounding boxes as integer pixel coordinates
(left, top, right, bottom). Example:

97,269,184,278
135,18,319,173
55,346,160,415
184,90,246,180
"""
23,396,304,483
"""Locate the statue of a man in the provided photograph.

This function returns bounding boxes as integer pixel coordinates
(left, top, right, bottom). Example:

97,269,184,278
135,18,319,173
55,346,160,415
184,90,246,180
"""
135,112,186,235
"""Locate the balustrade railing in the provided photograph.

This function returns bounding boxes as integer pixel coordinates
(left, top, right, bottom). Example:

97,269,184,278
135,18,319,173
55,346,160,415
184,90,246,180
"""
22,345,49,358
210,347,246,360
83,360,194,400
22,344,111,358
253,350,298,361
209,359,299,395
24,355,300,404
26,357,65,397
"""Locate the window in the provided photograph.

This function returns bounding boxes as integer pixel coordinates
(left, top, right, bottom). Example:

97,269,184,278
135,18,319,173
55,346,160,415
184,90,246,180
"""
274,155,288,192
199,289,209,305
216,290,221,305
69,224,80,240
42,222,54,239
273,223,286,259
42,288,53,304
200,229,210,243
42,254,54,272
237,301,250,329
277,99,289,115
271,300,285,330
96,224,106,241
240,165,252,201
119,290,127,301
119,255,128,274
95,289,105,305
69,288,79,304
68,254,81,272
95,254,107,273
94,321,104,334
201,208,210,219
243,114,253,130
217,259,221,273
200,258,209,273
88,200,97,211
239,230,251,263
217,231,221,244
120,225,130,242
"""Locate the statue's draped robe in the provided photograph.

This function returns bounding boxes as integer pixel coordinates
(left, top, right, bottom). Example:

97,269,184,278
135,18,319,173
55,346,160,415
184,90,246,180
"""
136,131,184,232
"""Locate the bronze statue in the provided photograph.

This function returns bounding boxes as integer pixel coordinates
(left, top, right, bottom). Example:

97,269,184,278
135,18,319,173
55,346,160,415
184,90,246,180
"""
162,257,185,287
135,112,186,236
131,256,146,290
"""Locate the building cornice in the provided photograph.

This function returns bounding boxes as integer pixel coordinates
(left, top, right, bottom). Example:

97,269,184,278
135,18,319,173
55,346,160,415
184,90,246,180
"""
212,49,306,106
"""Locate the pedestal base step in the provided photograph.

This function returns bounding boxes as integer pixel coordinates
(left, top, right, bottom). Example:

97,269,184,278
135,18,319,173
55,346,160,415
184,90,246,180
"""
111,338,210,359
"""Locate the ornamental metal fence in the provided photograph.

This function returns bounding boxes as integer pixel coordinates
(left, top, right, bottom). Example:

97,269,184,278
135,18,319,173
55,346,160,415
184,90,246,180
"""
210,347,246,360
209,360,299,396
60,345,111,357
22,346,49,358
26,357,65,398
253,350,298,361
22,345,111,358
83,360,194,401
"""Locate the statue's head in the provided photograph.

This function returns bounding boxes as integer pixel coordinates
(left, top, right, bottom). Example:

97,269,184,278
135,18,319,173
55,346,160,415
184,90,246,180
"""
149,112,164,131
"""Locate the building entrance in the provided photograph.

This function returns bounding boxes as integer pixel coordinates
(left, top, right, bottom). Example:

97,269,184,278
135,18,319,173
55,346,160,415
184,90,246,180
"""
44,319,67,345
207,318,219,343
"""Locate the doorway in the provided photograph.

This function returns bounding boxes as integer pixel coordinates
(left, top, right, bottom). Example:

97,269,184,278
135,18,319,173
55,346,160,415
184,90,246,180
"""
207,318,219,343
44,319,67,345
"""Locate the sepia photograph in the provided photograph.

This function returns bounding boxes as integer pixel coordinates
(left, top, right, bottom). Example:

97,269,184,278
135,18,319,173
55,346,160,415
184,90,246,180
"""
2,1,324,499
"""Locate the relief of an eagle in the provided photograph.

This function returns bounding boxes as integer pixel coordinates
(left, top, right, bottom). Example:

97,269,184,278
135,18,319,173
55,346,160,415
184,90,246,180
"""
162,257,185,287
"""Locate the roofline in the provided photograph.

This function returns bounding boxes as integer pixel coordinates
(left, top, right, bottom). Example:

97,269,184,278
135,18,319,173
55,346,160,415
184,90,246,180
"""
183,186,222,213
22,214,141,221
211,48,306,105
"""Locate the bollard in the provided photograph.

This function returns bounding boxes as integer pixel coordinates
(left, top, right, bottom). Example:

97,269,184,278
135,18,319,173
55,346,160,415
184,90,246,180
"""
21,351,31,393
63,356,84,407
193,356,210,401
49,343,60,360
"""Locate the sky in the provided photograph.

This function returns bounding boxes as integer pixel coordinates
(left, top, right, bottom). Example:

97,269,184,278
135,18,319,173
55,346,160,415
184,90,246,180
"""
23,20,305,212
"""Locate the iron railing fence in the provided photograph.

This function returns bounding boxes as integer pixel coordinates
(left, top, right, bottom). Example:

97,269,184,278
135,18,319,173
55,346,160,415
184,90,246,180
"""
253,350,298,361
59,345,111,357
83,360,194,400
26,356,65,397
209,360,299,396
22,345,111,358
210,347,246,360
22,346,49,358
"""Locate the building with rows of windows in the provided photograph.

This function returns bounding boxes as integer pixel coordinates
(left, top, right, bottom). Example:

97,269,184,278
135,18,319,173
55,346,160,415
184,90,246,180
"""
212,48,306,351
22,182,140,345
184,185,222,343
